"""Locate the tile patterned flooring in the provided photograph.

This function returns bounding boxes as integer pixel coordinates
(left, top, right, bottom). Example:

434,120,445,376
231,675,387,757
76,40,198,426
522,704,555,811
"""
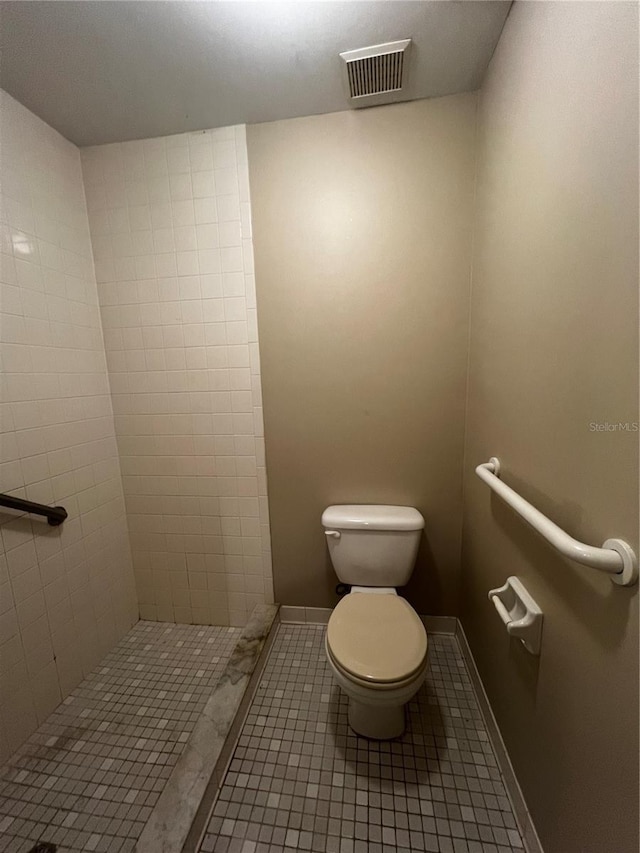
200,624,526,853
0,620,528,853
0,621,240,853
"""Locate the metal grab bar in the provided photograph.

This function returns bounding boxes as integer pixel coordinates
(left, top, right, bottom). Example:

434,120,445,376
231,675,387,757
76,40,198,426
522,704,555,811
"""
476,458,637,587
0,493,67,526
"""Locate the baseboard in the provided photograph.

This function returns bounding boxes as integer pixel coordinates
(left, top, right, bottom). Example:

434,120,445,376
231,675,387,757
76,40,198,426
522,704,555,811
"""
280,605,331,624
281,606,459,632
455,620,544,853
421,614,457,634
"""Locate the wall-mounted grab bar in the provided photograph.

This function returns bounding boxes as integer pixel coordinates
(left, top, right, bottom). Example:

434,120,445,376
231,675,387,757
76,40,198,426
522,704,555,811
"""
476,458,638,587
0,493,67,526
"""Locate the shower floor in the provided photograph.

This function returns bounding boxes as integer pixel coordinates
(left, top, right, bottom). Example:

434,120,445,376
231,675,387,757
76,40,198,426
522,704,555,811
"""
198,624,526,853
0,621,240,853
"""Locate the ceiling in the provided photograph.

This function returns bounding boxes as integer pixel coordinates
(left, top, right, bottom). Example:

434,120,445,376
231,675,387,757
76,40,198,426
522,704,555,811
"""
0,1,511,148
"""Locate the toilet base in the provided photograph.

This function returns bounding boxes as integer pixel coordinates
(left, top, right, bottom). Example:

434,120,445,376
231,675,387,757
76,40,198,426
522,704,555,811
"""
325,631,428,741
347,697,405,740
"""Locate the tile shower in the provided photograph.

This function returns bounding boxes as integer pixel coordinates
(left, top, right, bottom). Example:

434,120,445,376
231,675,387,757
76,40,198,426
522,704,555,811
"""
0,89,285,852
0,92,137,763
1,89,275,728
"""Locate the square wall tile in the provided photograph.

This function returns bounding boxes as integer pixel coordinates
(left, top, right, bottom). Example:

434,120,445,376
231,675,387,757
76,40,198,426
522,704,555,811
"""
81,125,273,628
0,91,137,764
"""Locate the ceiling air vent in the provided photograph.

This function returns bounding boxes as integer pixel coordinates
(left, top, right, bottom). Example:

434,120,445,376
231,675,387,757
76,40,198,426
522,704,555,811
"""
340,39,412,108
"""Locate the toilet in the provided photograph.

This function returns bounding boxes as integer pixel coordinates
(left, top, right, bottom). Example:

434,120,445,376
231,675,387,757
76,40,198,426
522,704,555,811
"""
322,504,428,739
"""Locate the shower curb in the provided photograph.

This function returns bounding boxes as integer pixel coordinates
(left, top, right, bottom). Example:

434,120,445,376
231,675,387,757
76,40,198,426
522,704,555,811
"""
135,604,279,853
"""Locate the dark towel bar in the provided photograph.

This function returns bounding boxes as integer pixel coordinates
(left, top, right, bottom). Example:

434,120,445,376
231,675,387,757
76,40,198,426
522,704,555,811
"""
0,493,67,526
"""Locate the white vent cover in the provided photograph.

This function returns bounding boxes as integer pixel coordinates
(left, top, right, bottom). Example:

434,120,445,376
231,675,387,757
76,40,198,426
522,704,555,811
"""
340,39,412,108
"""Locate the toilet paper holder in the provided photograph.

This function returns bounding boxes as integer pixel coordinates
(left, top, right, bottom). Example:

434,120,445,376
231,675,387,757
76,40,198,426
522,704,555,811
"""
488,576,543,655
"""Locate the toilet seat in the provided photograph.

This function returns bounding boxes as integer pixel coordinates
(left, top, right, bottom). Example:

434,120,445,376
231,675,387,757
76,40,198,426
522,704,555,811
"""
326,641,428,692
326,592,428,686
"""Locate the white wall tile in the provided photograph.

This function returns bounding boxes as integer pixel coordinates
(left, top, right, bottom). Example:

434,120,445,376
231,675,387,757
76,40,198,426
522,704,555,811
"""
0,91,137,764
81,124,273,628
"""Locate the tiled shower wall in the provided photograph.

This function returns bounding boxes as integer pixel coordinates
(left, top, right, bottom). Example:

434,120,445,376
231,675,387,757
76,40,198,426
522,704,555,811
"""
80,126,273,628
0,91,137,763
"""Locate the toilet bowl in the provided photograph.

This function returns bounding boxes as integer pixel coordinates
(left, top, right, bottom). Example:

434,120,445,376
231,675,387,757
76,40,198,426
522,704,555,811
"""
322,504,428,739
325,587,428,738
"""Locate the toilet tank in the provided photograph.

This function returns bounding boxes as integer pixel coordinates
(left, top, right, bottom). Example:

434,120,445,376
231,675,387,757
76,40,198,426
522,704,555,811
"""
322,505,425,587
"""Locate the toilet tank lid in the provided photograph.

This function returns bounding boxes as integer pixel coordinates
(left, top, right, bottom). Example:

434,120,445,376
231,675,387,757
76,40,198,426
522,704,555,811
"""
322,505,425,531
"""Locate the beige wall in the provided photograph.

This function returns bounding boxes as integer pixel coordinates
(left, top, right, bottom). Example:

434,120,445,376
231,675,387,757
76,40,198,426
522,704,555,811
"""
0,91,137,763
81,125,273,628
460,3,639,852
248,95,477,614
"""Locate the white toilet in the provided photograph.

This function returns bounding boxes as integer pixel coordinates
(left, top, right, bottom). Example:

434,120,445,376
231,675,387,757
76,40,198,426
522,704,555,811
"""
322,504,428,740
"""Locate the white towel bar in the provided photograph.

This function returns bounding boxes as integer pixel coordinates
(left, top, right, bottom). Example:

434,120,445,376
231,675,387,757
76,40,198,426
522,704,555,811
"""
476,458,638,587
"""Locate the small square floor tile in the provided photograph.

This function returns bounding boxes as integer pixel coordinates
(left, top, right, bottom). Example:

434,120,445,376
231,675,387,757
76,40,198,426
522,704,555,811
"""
0,621,240,853
198,624,525,853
